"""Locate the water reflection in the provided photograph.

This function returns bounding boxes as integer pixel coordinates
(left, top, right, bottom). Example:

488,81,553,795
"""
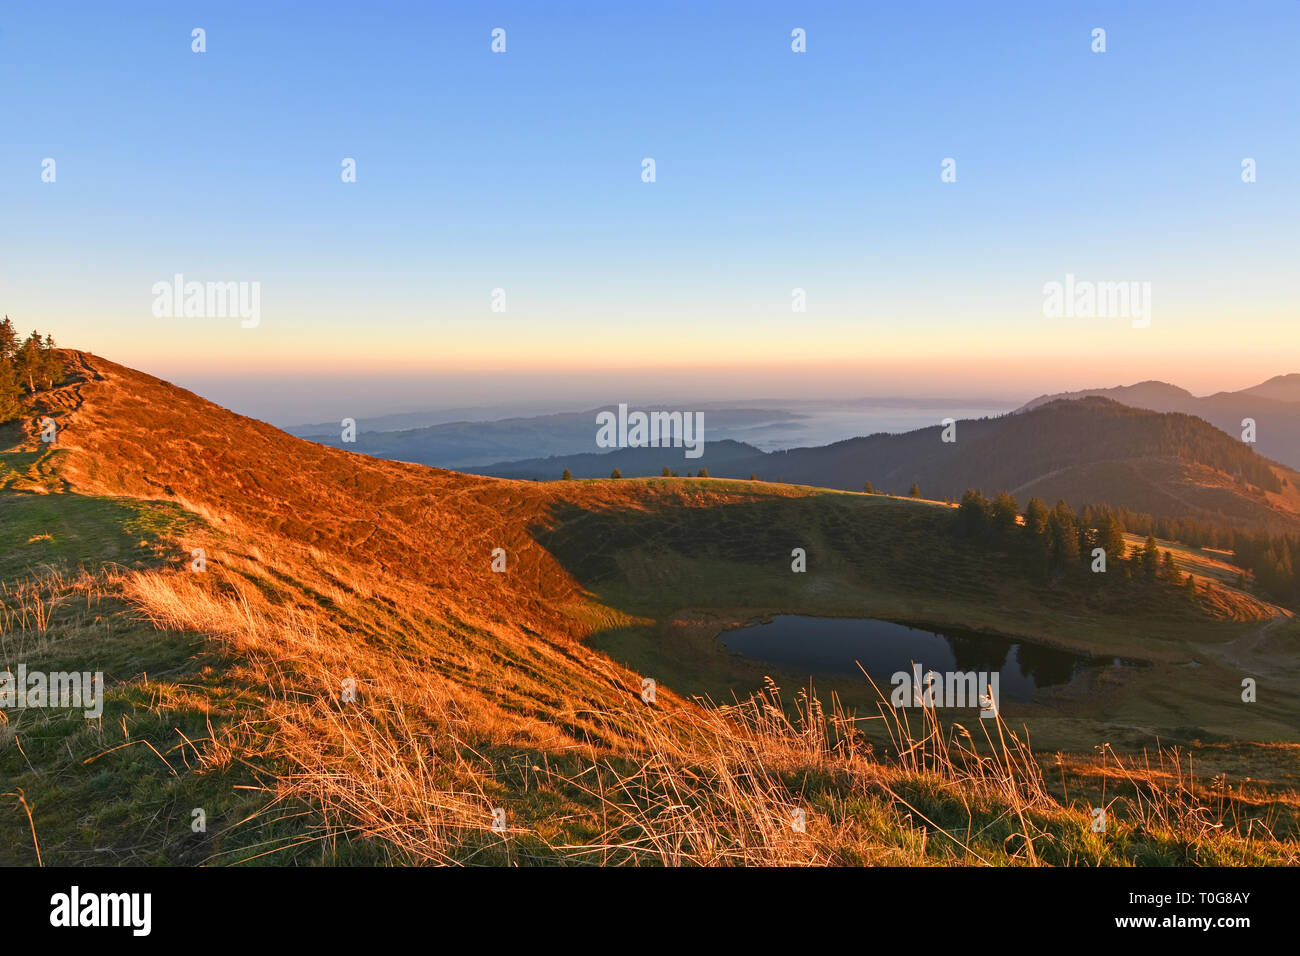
718,616,1126,701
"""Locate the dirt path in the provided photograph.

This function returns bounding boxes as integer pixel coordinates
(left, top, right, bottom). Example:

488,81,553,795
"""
4,351,99,493
1194,610,1295,673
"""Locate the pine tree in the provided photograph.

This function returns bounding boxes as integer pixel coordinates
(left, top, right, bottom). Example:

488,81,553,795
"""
697,467,709,478
990,492,1019,541
662,466,671,477
0,358,21,422
1141,534,1160,579
1162,550,1181,584
956,489,990,539
562,468,573,480
15,332,42,393
1019,496,1051,574
39,334,63,390
0,316,17,362
909,483,920,498
1047,500,1080,567
863,481,874,494
1023,497,1050,536
1097,512,1126,562
610,468,622,479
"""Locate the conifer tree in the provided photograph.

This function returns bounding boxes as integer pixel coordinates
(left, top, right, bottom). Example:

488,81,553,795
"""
1047,500,1080,567
990,492,1019,542
1023,497,1050,536
15,332,42,393
1097,512,1126,562
0,316,17,362
39,334,63,389
956,489,990,539
0,357,21,422
1141,534,1160,579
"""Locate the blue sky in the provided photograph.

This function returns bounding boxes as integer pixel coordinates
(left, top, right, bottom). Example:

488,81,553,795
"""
1,1,1296,421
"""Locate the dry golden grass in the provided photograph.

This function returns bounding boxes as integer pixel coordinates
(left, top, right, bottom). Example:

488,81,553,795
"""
4,350,1296,866
106,550,1299,865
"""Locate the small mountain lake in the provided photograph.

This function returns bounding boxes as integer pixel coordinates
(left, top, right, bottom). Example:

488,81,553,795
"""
718,616,1138,701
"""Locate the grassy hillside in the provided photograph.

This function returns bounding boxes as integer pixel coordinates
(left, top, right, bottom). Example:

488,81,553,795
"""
1,352,1297,866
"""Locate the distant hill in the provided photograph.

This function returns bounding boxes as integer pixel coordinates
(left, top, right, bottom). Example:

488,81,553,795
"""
751,398,1300,532
1237,373,1300,404
471,439,765,480
1020,380,1198,409
1019,375,1300,470
284,403,567,437
519,398,1300,533
300,406,801,470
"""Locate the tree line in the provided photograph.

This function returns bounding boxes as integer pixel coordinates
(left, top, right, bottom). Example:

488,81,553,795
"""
953,488,1198,598
1082,501,1300,607
0,316,65,423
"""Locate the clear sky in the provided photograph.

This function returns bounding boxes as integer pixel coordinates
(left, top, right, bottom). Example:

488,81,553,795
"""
1,1,1296,423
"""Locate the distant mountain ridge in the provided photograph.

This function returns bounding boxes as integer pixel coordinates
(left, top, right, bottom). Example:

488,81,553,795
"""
1018,374,1300,469
477,397,1300,533
298,406,803,470
1231,373,1300,404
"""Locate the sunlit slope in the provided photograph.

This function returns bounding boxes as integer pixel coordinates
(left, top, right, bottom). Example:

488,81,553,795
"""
48,353,1278,646
2,350,1295,866
43,350,1298,746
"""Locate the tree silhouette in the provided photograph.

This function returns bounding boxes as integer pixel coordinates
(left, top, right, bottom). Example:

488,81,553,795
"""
1162,550,1181,584
1141,535,1160,579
